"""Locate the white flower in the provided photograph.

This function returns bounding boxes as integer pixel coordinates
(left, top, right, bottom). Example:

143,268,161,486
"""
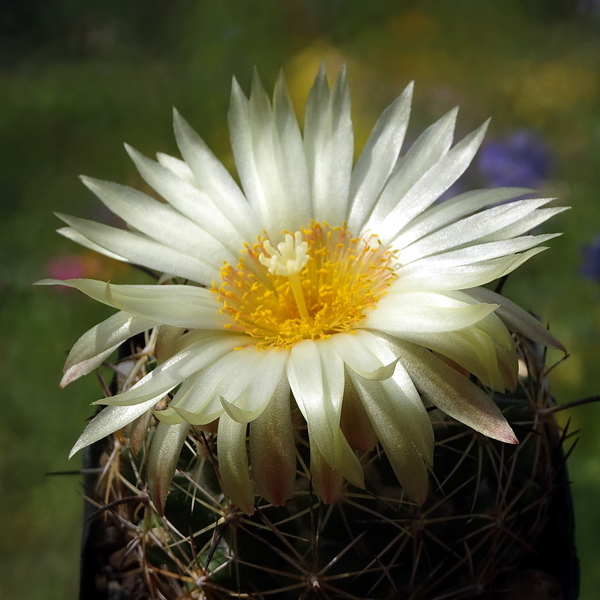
38,66,566,515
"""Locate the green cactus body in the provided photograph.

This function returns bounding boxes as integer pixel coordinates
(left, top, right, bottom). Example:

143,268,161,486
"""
80,334,576,600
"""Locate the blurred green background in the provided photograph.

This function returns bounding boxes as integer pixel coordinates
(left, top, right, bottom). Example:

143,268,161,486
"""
2,0,600,598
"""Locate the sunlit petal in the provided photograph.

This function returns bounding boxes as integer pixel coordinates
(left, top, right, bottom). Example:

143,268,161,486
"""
50,65,564,514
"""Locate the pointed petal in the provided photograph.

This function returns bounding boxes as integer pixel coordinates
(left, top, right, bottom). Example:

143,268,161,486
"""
38,278,229,330
57,226,129,262
304,64,353,224
81,176,235,266
349,373,430,504
173,346,257,414
397,320,516,392
401,234,558,270
398,198,556,264
221,393,270,424
125,145,245,254
480,206,569,242
331,332,397,380
375,120,490,244
394,248,546,292
349,331,435,464
69,396,161,458
271,69,311,225
148,422,190,515
173,109,259,239
366,107,458,230
220,348,288,422
153,406,186,425
171,405,224,426
287,339,363,488
55,213,217,283
249,378,296,506
393,187,533,250
363,291,498,334
390,339,518,444
218,412,255,515
466,287,566,352
98,335,245,406
347,82,413,232
156,152,196,185
228,76,278,235
59,311,156,387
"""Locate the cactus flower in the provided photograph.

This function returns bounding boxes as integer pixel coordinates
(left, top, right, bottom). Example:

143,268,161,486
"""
39,66,566,515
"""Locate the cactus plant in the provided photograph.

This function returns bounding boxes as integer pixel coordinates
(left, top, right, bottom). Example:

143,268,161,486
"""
78,331,577,599
39,66,576,599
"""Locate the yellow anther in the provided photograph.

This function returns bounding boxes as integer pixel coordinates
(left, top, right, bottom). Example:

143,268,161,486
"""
213,222,397,350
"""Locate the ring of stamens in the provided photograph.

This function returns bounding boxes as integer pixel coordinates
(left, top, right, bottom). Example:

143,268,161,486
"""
212,222,397,350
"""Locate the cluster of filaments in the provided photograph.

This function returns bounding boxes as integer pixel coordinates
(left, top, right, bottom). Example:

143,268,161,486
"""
213,222,397,349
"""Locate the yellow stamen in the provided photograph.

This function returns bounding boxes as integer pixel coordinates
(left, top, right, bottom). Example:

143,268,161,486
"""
287,270,310,322
212,222,397,350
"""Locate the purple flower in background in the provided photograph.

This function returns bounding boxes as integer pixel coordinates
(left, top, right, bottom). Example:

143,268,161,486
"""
478,130,552,189
581,235,600,284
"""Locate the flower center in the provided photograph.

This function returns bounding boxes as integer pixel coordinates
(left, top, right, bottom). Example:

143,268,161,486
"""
212,222,397,350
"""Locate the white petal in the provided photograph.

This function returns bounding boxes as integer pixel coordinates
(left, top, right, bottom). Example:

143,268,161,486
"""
156,152,196,185
220,348,288,422
69,396,161,458
331,332,397,380
148,421,190,515
398,198,555,264
394,248,546,292
390,338,518,444
398,325,512,391
393,187,533,250
304,64,353,224
153,406,187,425
348,372,430,503
365,107,458,230
170,345,284,423
228,72,310,237
61,311,156,387
401,234,558,269
287,339,363,488
173,109,259,239
56,213,218,283
38,279,229,330
218,412,255,515
346,332,435,463
103,283,227,330
374,120,490,244
125,145,246,254
384,360,436,463
466,287,566,352
271,70,311,225
99,335,246,406
229,77,282,236
81,176,234,266
57,226,129,262
363,291,498,334
347,82,413,232
479,206,569,242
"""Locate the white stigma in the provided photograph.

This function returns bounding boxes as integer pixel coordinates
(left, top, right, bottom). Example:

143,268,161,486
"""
259,232,309,276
